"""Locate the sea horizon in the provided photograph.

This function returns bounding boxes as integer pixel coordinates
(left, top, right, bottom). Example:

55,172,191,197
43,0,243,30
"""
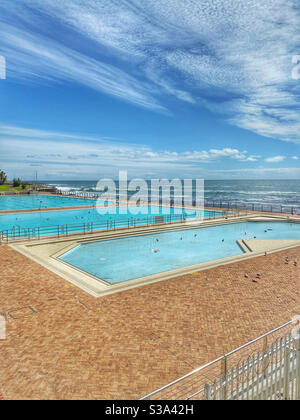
35,179,300,208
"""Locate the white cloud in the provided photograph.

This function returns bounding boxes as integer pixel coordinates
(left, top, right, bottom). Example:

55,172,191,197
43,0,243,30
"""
0,124,98,141
207,166,300,179
181,148,260,162
0,125,262,179
0,22,166,112
1,0,300,142
265,156,286,163
243,156,261,162
291,156,298,160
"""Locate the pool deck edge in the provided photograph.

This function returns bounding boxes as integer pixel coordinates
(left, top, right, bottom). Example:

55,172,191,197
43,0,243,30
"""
10,214,300,298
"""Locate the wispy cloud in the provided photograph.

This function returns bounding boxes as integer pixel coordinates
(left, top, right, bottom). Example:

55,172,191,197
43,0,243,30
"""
0,124,263,178
0,21,166,112
1,1,300,142
181,149,260,162
209,166,300,179
265,156,286,163
0,124,98,141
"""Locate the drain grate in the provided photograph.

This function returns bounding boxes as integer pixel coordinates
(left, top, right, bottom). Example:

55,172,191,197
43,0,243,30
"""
7,306,37,320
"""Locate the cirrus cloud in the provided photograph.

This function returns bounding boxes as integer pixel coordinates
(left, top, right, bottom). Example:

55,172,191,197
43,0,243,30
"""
1,1,300,143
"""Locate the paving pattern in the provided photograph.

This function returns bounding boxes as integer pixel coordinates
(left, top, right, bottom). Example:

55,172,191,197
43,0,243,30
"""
0,243,299,400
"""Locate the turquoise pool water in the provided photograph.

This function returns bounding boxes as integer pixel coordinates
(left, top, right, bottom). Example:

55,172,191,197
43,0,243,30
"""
0,206,224,236
0,194,98,210
59,221,300,284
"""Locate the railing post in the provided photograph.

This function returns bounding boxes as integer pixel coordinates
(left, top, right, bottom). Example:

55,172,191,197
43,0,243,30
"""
219,375,224,400
284,346,290,400
204,384,211,400
263,336,268,379
221,356,228,399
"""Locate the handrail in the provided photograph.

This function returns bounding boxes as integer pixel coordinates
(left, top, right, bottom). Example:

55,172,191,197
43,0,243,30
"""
0,209,237,243
139,320,294,400
0,212,214,242
204,200,300,215
55,190,300,215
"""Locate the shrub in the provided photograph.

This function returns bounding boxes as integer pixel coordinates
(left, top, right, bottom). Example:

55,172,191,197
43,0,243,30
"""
13,178,21,187
0,170,7,185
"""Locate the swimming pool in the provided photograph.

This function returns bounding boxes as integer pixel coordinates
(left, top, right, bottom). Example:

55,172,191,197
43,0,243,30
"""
0,206,225,238
0,194,98,211
59,221,300,284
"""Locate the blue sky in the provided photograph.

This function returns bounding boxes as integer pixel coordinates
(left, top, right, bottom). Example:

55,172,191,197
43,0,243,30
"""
0,0,300,180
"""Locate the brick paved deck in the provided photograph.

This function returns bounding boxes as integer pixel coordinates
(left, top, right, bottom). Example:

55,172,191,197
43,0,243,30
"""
0,244,299,400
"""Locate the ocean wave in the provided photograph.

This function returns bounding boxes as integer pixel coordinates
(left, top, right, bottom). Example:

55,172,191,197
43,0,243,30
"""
204,190,299,195
49,180,300,207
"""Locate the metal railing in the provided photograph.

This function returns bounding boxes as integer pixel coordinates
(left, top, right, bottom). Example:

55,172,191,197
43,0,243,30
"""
56,191,300,215
203,327,300,400
140,321,298,400
0,190,32,196
0,210,234,243
57,190,106,200
204,200,300,216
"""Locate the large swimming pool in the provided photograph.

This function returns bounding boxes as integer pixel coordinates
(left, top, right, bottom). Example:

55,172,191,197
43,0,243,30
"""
0,194,98,211
0,206,225,237
59,221,300,284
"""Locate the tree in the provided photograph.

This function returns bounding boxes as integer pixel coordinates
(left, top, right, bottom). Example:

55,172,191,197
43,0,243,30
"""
0,170,7,185
13,178,21,188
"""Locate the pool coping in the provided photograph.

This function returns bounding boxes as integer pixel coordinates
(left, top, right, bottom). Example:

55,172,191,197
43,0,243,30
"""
0,200,116,215
10,214,300,298
0,199,221,215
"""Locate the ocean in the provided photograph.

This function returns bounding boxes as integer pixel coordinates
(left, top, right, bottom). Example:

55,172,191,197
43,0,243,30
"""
41,179,300,208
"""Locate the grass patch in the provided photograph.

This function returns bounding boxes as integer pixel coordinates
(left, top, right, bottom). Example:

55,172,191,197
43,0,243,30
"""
0,184,33,191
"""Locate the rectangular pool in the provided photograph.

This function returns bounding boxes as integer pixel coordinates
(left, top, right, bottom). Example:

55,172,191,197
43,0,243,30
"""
0,194,98,211
59,221,300,284
0,206,226,238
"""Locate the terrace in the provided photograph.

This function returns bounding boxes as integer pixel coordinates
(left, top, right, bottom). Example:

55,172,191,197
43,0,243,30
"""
0,242,300,399
0,193,300,399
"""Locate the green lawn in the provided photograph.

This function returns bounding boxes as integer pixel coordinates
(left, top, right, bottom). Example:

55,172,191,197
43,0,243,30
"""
0,184,32,191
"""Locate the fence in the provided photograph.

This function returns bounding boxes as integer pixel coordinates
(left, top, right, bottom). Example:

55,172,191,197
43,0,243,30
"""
202,201,296,216
140,321,300,400
57,190,106,200
204,200,300,216
0,190,32,196
0,210,235,243
203,327,300,400
56,190,300,215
